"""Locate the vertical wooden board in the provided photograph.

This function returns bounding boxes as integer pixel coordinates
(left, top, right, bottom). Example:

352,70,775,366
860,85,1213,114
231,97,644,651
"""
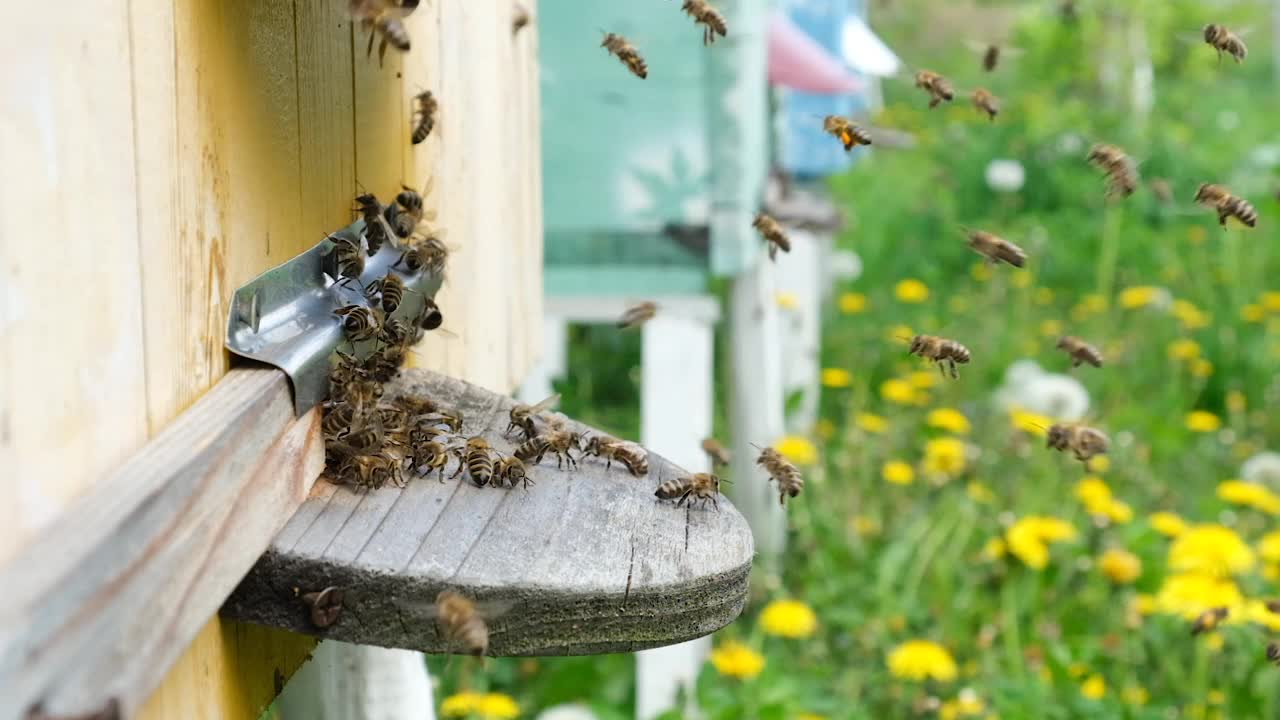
296,0,358,238
0,2,148,564
352,16,406,200
515,0,544,388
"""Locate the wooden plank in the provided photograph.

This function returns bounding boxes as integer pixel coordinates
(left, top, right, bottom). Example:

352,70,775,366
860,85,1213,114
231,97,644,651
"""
223,368,754,656
0,368,324,719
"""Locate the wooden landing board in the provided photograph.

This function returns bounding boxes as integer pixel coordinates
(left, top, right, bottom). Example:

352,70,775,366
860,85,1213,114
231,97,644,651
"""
224,369,754,656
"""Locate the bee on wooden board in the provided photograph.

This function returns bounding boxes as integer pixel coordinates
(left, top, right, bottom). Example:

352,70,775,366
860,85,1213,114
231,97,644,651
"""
451,436,496,487
339,451,404,490
754,445,803,506
349,0,414,67
326,234,366,290
1203,24,1247,64
965,229,1026,268
601,32,648,79
679,0,727,46
334,304,382,347
1056,335,1103,368
538,428,583,470
618,301,658,330
822,115,872,152
507,393,560,441
970,88,999,121
753,212,790,262
906,334,972,379
411,90,437,145
1045,422,1110,463
1086,143,1139,200
582,434,649,477
1194,183,1257,228
410,436,451,481
354,191,393,256
913,70,955,108
494,456,533,489
655,472,725,510
1191,606,1229,636
701,438,730,470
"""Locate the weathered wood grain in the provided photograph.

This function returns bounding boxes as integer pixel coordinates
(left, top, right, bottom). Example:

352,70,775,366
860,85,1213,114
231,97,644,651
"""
0,368,324,720
224,368,754,656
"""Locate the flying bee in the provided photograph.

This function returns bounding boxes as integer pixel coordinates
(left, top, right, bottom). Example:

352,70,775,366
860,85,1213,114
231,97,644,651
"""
494,456,533,489
966,229,1026,267
333,304,382,347
970,88,999,121
1194,183,1257,228
753,212,790,261
680,0,727,45
327,234,366,289
433,590,491,656
507,393,560,441
655,472,724,510
354,191,392,256
1149,177,1174,205
411,89,437,145
582,435,649,477
350,0,413,67
1045,422,1110,463
1086,144,1139,200
965,41,1025,72
913,70,954,108
451,436,496,487
364,272,409,314
907,334,972,379
822,115,872,152
1056,335,1103,368
701,438,730,469
754,445,803,506
1203,24,1247,64
1268,642,1280,667
618,301,658,330
1191,606,1229,636
601,32,648,79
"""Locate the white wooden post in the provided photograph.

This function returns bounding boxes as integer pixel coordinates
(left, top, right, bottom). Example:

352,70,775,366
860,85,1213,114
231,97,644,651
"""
636,309,716,720
773,227,822,434
517,313,568,404
276,641,435,720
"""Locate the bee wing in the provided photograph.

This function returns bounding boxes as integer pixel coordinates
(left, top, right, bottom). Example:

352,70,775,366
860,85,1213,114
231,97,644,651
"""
526,393,562,414
392,596,517,621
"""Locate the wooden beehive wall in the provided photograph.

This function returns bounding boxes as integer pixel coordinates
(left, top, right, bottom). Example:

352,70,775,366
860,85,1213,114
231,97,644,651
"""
0,0,542,717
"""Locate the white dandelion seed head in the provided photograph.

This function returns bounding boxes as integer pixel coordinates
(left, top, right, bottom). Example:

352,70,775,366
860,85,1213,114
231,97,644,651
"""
993,360,1090,421
1242,451,1280,487
1057,132,1085,155
985,159,1025,193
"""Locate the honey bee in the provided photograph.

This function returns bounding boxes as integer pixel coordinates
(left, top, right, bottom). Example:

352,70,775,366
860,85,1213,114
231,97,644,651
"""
538,429,583,469
1045,422,1110,463
981,44,1000,72
434,590,490,656
701,438,730,469
451,436,496,487
385,179,437,239
417,297,445,331
1203,24,1247,64
327,234,366,289
966,229,1026,267
411,90,437,145
655,472,723,510
354,192,391,256
970,88,999,121
822,115,872,152
426,408,464,434
1086,144,1139,200
1268,642,1280,666
334,304,382,346
680,0,727,45
1194,183,1257,228
340,451,403,490
601,32,648,79
512,4,531,35
1190,606,1229,636
907,334,972,379
410,437,450,481
1266,599,1280,614
507,393,560,441
364,272,408,314
753,212,790,261
1056,335,1103,368
350,0,412,67
617,301,658,330
495,456,533,489
1149,177,1174,205
754,446,803,506
582,435,649,477
512,434,548,464
913,70,954,108
397,232,450,276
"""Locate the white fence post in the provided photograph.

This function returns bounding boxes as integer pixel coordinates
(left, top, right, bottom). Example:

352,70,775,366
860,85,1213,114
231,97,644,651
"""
276,641,435,720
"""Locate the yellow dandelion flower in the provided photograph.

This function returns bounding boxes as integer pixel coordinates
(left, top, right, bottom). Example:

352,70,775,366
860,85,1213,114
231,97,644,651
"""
1080,674,1106,700
851,514,881,537
887,640,958,682
838,292,867,314
1039,319,1063,338
1132,593,1157,616
1244,599,1280,631
907,370,939,390
759,599,818,639
1119,286,1158,309
1242,304,1265,323
1009,407,1053,437
1006,516,1077,570
1263,291,1280,313
1154,572,1244,618
1099,548,1142,584
1227,390,1246,413
1191,359,1214,378
1011,270,1033,289
1167,338,1202,361
441,693,483,717
1105,500,1133,524
971,262,992,282
1186,410,1222,433
895,278,930,304
880,378,918,405
775,435,818,466
1149,511,1189,537
1169,524,1255,575
887,324,914,343
821,367,853,388
1173,300,1210,330
775,292,799,311
966,481,995,504
1075,476,1113,506
1122,686,1150,706
476,694,520,719
1217,479,1280,515
1258,530,1280,563
1086,455,1111,473
1034,287,1054,305
855,412,888,433
709,641,765,679
927,408,971,434
1207,690,1225,706
1265,563,1280,581
883,460,915,486
923,437,968,477
982,537,1007,560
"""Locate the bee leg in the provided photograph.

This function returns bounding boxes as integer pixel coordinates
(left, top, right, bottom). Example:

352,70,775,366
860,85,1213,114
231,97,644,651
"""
366,26,377,59
936,361,947,378
676,490,692,508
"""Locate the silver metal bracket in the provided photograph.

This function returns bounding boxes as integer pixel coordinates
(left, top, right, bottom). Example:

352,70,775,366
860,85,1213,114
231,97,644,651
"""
225,220,443,416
